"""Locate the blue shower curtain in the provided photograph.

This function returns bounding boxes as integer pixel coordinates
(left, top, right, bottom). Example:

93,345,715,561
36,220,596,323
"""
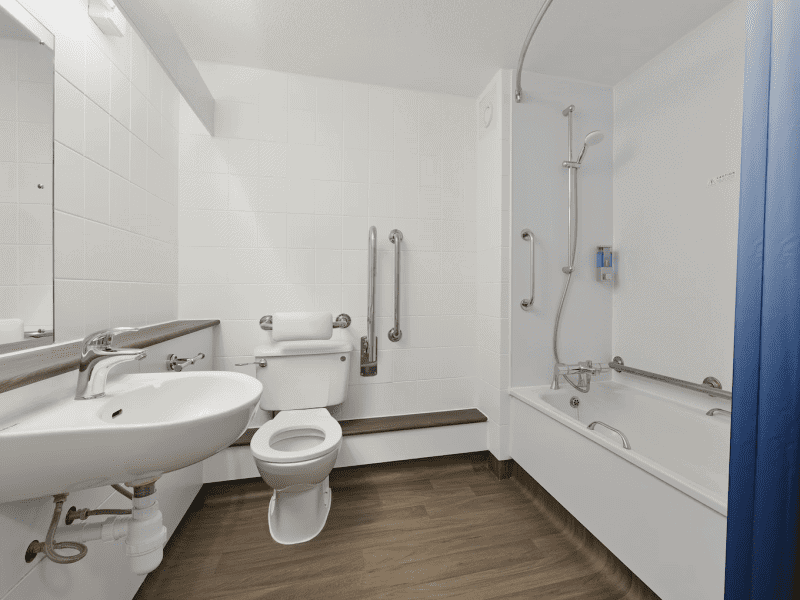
725,1,800,598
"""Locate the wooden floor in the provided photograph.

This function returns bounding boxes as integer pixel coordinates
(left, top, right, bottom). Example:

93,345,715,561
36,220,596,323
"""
134,454,653,600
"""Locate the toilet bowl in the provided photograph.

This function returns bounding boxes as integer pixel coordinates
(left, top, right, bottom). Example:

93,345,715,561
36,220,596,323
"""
251,408,342,545
248,327,353,544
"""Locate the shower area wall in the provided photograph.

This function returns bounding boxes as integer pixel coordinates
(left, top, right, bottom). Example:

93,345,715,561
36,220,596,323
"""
510,73,613,388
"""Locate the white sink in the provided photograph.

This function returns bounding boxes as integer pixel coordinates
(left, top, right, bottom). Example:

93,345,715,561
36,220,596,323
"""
0,371,262,504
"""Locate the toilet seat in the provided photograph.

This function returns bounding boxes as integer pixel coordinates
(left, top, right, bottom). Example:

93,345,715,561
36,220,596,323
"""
251,408,342,464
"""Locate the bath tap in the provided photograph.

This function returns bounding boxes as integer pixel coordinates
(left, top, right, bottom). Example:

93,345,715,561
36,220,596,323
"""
75,328,147,399
551,360,610,392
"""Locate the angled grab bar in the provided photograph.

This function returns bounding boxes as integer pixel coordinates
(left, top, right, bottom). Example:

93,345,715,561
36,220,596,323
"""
521,229,534,310
587,421,631,450
388,229,403,342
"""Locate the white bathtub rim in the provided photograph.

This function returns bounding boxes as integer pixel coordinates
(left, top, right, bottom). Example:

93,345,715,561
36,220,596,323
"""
509,385,728,516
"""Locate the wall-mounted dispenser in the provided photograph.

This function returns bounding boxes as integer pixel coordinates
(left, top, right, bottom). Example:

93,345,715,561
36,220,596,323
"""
597,246,614,283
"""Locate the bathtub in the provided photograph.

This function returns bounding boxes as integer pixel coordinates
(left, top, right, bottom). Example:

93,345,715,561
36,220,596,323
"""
509,381,729,600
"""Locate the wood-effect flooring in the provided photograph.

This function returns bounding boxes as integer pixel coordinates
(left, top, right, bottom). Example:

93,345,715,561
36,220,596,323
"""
134,453,659,600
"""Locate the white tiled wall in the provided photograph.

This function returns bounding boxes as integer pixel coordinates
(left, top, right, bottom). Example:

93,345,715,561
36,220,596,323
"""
613,0,744,390
0,39,53,330
179,63,478,419
15,0,181,343
510,72,614,390
475,70,512,459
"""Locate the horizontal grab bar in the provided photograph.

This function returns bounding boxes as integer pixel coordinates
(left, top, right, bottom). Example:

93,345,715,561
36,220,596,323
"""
25,328,53,339
609,356,732,401
259,314,351,331
587,421,631,450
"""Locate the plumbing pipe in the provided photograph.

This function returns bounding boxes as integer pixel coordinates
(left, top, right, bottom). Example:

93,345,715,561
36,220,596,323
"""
28,487,167,575
51,496,166,575
40,494,88,564
112,484,133,499
126,493,167,575
58,515,132,543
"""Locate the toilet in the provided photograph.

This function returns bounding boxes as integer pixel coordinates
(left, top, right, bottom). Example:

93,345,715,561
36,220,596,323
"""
249,336,353,545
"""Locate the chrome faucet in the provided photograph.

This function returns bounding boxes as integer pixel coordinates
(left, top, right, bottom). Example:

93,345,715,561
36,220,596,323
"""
551,360,609,392
75,328,147,399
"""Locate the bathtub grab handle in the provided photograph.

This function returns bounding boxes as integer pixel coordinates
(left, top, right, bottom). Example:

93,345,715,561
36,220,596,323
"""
706,408,731,417
587,421,631,450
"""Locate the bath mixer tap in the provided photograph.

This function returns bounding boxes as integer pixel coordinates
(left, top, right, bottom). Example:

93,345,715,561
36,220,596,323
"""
551,360,610,392
75,328,147,399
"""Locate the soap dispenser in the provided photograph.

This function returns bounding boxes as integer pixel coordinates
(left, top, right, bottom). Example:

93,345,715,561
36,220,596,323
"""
597,246,614,284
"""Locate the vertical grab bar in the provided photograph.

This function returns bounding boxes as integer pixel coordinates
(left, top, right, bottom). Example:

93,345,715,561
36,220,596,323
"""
520,229,534,310
361,226,378,376
388,229,403,342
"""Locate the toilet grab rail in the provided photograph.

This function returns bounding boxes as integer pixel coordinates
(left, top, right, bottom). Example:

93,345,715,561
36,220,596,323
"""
259,314,351,330
361,226,378,376
388,229,403,342
587,421,631,450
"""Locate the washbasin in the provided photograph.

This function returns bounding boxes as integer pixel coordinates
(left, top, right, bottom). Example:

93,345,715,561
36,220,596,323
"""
0,371,263,504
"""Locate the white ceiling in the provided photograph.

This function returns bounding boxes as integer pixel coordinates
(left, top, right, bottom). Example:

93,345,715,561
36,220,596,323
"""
155,0,736,98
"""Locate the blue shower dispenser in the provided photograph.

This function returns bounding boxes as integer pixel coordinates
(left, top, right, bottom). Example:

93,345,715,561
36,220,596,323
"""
596,246,614,284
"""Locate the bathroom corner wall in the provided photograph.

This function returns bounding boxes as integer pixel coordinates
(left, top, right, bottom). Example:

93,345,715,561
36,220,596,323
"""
510,72,614,389
178,63,478,419
16,0,181,344
612,0,745,390
475,70,513,459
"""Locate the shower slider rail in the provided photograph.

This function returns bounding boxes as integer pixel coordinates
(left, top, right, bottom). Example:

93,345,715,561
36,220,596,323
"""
259,314,352,330
609,356,732,400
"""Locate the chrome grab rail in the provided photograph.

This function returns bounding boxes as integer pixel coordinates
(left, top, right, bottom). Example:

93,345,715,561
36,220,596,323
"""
166,352,205,372
361,226,378,376
25,328,53,339
706,408,732,417
587,421,631,450
259,314,351,331
388,229,403,342
610,356,732,400
520,229,534,310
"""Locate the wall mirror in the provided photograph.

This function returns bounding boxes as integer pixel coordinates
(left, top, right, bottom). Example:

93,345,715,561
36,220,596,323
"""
0,0,54,355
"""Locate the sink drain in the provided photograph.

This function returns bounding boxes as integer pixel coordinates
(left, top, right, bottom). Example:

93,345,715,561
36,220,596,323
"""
570,397,580,408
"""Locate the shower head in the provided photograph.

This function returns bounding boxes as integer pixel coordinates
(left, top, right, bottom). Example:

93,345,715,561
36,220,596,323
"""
584,131,604,146
577,130,604,163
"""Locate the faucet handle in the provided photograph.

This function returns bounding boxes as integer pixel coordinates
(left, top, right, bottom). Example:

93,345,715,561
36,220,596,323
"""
82,327,140,351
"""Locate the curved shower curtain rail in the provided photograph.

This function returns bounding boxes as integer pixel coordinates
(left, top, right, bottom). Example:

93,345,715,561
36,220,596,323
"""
514,0,556,103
